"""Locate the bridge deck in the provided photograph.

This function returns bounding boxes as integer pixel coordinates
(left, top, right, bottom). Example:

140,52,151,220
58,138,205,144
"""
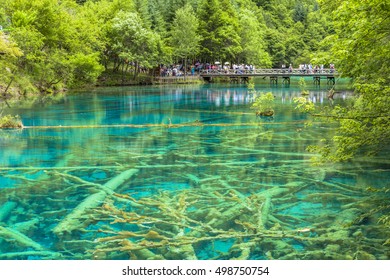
199,68,337,77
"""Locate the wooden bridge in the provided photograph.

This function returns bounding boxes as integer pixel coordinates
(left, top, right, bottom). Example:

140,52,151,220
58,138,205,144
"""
199,68,338,85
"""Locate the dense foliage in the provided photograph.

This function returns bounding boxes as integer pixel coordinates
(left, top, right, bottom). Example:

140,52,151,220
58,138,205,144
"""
0,114,23,128
298,0,390,162
1,0,331,94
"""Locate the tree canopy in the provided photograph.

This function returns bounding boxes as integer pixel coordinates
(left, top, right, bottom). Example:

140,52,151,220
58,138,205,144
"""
296,0,390,162
1,0,336,94
170,4,201,75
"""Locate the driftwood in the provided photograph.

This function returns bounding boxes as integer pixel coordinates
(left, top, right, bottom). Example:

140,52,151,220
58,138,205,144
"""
0,201,17,222
0,225,45,251
53,169,139,235
1,110,388,260
21,120,309,130
0,251,62,260
0,166,121,171
256,187,290,230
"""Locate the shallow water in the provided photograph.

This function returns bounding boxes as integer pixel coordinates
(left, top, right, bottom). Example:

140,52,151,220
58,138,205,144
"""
0,83,389,260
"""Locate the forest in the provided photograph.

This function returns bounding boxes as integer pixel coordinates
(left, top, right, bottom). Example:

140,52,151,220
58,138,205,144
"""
0,0,332,93
0,0,389,161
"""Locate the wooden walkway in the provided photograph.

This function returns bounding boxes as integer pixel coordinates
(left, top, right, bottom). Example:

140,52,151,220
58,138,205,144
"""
199,68,338,85
154,75,201,84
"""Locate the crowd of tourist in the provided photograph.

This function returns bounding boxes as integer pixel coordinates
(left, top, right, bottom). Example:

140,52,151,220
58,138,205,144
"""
159,62,336,76
159,62,258,76
294,63,335,73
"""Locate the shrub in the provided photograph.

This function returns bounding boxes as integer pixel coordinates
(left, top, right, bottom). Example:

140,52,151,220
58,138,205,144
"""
251,92,275,116
0,114,23,128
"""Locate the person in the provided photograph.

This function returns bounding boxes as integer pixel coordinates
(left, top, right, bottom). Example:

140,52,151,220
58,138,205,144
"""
288,64,293,73
330,63,335,73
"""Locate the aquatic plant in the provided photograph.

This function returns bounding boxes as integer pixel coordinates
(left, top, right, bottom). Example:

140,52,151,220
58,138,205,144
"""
293,97,315,114
251,92,275,116
0,114,23,128
247,79,255,92
298,77,309,95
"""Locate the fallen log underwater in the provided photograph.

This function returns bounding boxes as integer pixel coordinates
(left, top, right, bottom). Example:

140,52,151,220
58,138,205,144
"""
21,120,309,130
52,168,139,235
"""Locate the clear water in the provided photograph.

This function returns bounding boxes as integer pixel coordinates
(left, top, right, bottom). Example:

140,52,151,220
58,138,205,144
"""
0,83,389,260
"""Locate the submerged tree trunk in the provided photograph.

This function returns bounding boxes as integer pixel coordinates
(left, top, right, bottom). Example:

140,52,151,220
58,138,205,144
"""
53,169,139,235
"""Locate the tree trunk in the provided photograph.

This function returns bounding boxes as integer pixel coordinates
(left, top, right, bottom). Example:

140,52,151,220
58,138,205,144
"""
2,77,14,98
133,61,139,79
53,169,139,235
184,56,187,78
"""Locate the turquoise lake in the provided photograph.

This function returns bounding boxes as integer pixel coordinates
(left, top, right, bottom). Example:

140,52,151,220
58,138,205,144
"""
0,83,389,260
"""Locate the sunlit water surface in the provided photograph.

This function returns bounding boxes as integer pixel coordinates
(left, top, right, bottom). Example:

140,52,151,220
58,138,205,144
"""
0,83,389,260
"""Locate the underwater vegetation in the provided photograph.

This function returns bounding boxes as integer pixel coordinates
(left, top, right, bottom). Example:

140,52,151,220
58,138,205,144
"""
0,124,389,260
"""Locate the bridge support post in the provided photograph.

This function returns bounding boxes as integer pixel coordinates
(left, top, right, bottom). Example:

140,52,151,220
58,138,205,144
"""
230,77,239,83
270,76,278,84
203,77,212,83
327,77,335,85
313,76,321,85
282,77,290,85
241,77,249,84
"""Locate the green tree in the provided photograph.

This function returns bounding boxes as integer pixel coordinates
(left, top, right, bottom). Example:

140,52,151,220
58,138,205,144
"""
265,29,286,67
293,1,308,23
304,0,390,161
4,0,104,93
163,0,189,24
110,11,164,78
134,0,151,27
148,0,168,35
197,0,221,61
253,0,272,9
198,0,241,63
170,4,201,76
79,0,134,71
218,0,242,63
304,0,390,229
0,31,24,98
237,8,271,66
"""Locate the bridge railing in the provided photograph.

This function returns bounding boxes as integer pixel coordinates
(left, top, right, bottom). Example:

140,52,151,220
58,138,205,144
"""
199,68,337,76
